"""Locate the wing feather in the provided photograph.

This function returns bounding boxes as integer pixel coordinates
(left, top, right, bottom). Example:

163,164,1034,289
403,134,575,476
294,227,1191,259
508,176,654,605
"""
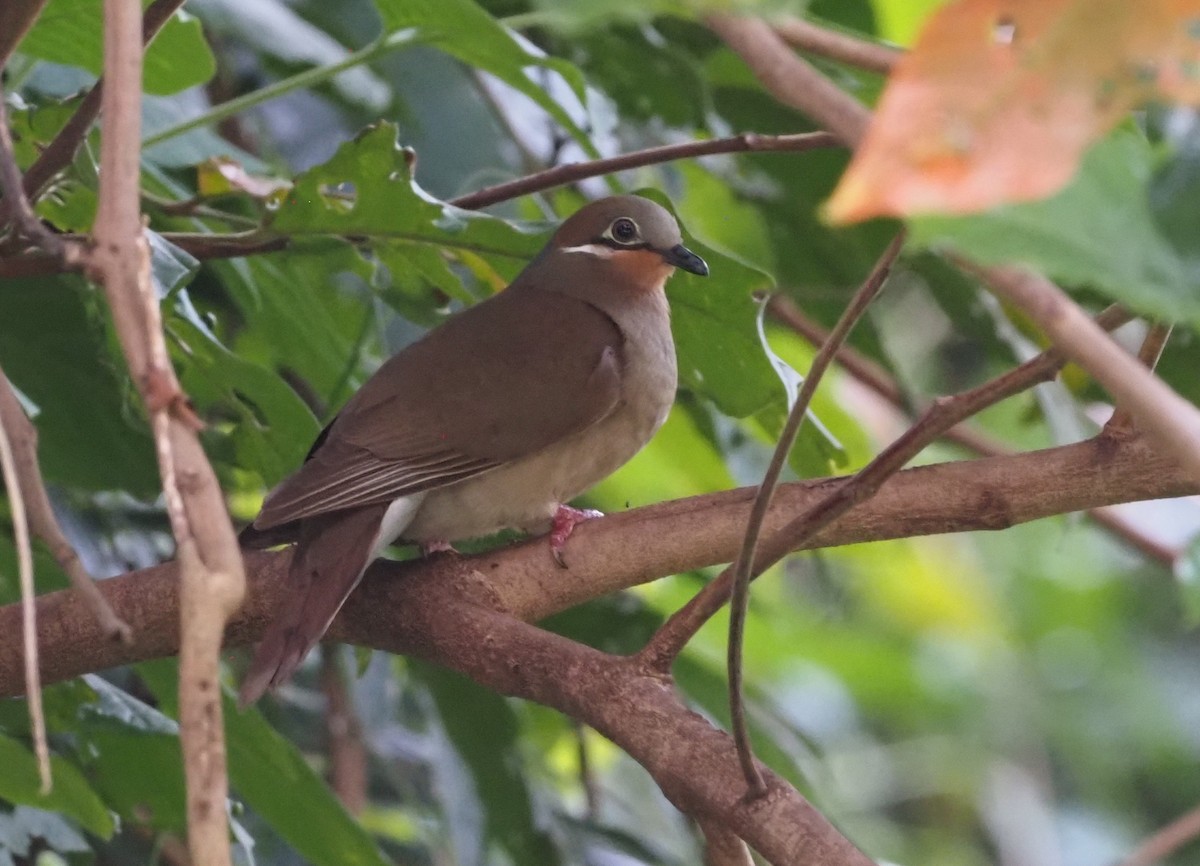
252,287,624,530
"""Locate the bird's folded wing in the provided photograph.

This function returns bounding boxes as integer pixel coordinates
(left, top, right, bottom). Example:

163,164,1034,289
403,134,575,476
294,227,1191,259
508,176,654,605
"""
253,288,625,529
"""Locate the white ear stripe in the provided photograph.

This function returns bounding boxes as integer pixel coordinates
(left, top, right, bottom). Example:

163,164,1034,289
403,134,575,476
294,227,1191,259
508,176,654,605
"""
560,243,616,258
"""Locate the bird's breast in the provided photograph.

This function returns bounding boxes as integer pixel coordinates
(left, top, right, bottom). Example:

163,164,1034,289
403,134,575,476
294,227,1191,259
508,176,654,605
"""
402,297,677,543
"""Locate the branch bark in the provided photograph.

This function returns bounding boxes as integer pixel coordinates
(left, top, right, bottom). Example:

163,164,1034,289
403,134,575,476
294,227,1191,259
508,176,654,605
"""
0,435,1191,864
0,0,48,68
90,1,244,863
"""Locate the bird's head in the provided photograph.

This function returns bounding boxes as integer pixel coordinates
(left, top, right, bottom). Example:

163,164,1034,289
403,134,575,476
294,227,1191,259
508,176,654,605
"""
549,196,709,293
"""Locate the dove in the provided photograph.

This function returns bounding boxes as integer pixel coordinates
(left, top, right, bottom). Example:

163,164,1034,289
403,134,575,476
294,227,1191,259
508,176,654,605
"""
238,195,708,705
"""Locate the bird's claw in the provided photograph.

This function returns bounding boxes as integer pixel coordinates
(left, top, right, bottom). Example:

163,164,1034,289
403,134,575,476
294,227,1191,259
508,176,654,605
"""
420,539,458,557
549,505,603,569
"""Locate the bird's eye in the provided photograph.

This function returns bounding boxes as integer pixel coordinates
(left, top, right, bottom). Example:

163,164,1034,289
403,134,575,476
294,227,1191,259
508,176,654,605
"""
609,217,639,244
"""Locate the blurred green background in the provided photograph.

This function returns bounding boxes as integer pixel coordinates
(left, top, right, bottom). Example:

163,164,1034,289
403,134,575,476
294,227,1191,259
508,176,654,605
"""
3,0,1200,864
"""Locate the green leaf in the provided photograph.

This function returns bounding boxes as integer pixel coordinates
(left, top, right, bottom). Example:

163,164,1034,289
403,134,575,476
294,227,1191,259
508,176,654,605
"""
0,734,114,839
0,278,159,494
17,0,215,96
269,123,544,262
172,315,321,487
214,247,381,406
909,131,1200,327
138,660,393,866
412,662,561,866
372,0,598,157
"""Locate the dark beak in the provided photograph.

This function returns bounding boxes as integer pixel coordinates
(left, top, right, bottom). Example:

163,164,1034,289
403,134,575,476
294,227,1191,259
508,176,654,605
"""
661,243,709,276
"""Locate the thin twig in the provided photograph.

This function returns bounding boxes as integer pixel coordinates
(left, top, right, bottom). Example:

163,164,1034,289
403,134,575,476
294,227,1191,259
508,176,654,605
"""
449,131,841,210
768,295,1177,565
773,17,900,75
727,231,905,794
1104,323,1173,435
0,371,131,641
0,379,51,793
639,305,1133,668
573,720,600,821
1117,802,1200,866
319,649,368,815
0,132,840,277
0,89,84,269
974,264,1200,486
767,295,903,405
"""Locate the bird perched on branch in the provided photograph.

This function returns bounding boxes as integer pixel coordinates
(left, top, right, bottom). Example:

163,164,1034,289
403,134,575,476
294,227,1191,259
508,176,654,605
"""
238,195,708,706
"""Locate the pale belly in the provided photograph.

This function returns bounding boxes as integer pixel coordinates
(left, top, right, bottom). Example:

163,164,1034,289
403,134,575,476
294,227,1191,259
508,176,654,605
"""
399,395,670,543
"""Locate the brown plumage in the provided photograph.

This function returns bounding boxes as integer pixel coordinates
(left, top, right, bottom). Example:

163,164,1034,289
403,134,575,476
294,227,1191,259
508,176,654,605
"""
238,195,708,705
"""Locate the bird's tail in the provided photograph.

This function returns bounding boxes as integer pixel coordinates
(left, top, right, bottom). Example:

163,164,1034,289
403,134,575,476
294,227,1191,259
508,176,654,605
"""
238,504,387,707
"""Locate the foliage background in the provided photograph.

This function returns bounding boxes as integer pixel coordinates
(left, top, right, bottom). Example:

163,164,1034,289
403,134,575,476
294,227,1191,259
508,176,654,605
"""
3,0,1200,865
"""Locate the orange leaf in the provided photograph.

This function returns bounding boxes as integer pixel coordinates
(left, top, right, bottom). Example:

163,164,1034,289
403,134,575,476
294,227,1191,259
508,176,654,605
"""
826,0,1200,223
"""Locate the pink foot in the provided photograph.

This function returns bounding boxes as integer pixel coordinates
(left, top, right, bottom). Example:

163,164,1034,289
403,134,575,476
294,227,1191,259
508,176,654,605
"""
420,539,457,556
549,505,603,568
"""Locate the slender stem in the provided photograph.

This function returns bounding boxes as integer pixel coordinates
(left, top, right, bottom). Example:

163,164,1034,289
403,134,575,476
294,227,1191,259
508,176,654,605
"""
449,131,841,210
726,231,905,794
2,0,185,222
1117,801,1200,866
0,369,51,793
0,370,132,641
639,305,1133,669
773,17,900,75
769,296,1177,566
0,84,84,268
142,30,416,149
1104,323,1173,435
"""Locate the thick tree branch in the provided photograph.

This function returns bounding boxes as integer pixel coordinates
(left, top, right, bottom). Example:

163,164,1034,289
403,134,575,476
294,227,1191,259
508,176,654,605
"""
10,436,1186,695
640,306,1132,665
0,0,49,68
0,435,1190,865
767,295,1176,565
